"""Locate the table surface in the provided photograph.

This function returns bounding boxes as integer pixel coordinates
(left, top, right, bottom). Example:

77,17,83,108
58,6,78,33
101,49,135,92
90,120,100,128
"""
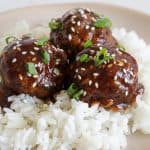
0,0,150,14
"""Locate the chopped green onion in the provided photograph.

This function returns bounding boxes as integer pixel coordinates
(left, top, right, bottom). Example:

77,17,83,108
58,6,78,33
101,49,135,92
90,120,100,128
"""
49,19,63,30
67,83,78,97
83,40,93,48
41,50,50,64
5,36,16,44
94,17,112,28
25,62,38,75
117,44,126,52
67,83,83,100
94,48,114,66
79,54,90,63
36,37,49,46
72,89,84,100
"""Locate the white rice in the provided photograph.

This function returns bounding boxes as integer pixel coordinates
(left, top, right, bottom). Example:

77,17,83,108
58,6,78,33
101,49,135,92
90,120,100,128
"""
0,21,149,150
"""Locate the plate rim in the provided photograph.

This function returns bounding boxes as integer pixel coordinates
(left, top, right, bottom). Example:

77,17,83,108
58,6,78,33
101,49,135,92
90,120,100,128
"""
0,2,149,18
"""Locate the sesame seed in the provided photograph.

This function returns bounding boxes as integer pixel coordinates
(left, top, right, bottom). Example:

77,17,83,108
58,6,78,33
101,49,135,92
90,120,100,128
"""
81,68,86,71
108,64,113,68
113,61,116,64
75,69,79,73
83,91,87,96
35,64,38,67
118,50,123,55
114,75,118,81
115,81,120,85
56,59,60,65
93,73,99,77
122,59,127,63
82,14,87,19
124,78,128,83
90,50,95,54
27,73,32,77
79,9,84,15
99,47,103,50
123,69,127,74
130,71,134,76
52,45,56,49
72,21,76,24
91,27,95,31
95,82,99,88
117,60,124,66
33,75,38,78
78,75,82,80
17,47,21,51
77,21,81,26
85,25,90,30
44,84,49,87
72,15,77,19
32,82,37,88
16,41,20,45
91,17,96,21
71,27,75,32
19,74,23,80
34,47,40,51
89,80,92,86
68,34,72,41
12,58,17,63
111,54,115,58
16,44,22,47
32,57,37,61
48,50,52,54
97,43,101,46
125,91,129,96
86,8,91,12
53,68,60,76
30,51,35,55
13,46,17,50
21,51,27,55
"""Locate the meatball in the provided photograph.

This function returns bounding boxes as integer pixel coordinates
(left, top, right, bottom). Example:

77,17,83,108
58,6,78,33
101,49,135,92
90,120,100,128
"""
68,46,143,111
50,8,118,59
0,37,67,99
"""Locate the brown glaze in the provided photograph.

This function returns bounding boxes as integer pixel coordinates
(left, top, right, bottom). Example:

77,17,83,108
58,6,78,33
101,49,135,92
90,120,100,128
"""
0,84,12,107
0,37,67,99
69,46,143,111
50,8,118,60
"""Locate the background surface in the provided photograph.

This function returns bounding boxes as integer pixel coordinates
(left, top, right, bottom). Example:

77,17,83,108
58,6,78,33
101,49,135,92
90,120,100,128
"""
0,0,150,14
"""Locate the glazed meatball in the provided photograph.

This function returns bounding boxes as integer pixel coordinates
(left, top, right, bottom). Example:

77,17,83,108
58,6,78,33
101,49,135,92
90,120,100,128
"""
50,8,118,59
0,37,67,99
68,46,143,111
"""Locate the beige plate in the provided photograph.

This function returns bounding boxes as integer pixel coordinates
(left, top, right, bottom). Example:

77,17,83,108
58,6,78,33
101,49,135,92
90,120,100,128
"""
0,2,150,150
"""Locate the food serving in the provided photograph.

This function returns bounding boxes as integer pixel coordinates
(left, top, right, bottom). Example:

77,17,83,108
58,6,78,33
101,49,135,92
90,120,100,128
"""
0,8,149,150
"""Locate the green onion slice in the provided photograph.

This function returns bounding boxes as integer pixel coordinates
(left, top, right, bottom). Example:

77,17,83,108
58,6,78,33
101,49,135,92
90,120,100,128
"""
49,19,63,30
67,83,83,100
94,48,114,66
5,36,17,44
72,89,84,100
41,50,50,64
25,62,38,75
83,40,93,49
36,37,49,46
79,54,90,63
94,17,112,28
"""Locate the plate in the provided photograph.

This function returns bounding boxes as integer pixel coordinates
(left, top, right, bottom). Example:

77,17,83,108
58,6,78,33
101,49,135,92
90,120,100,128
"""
0,2,150,150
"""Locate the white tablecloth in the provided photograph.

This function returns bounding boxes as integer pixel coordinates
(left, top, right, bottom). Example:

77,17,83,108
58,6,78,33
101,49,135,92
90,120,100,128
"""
0,0,150,14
